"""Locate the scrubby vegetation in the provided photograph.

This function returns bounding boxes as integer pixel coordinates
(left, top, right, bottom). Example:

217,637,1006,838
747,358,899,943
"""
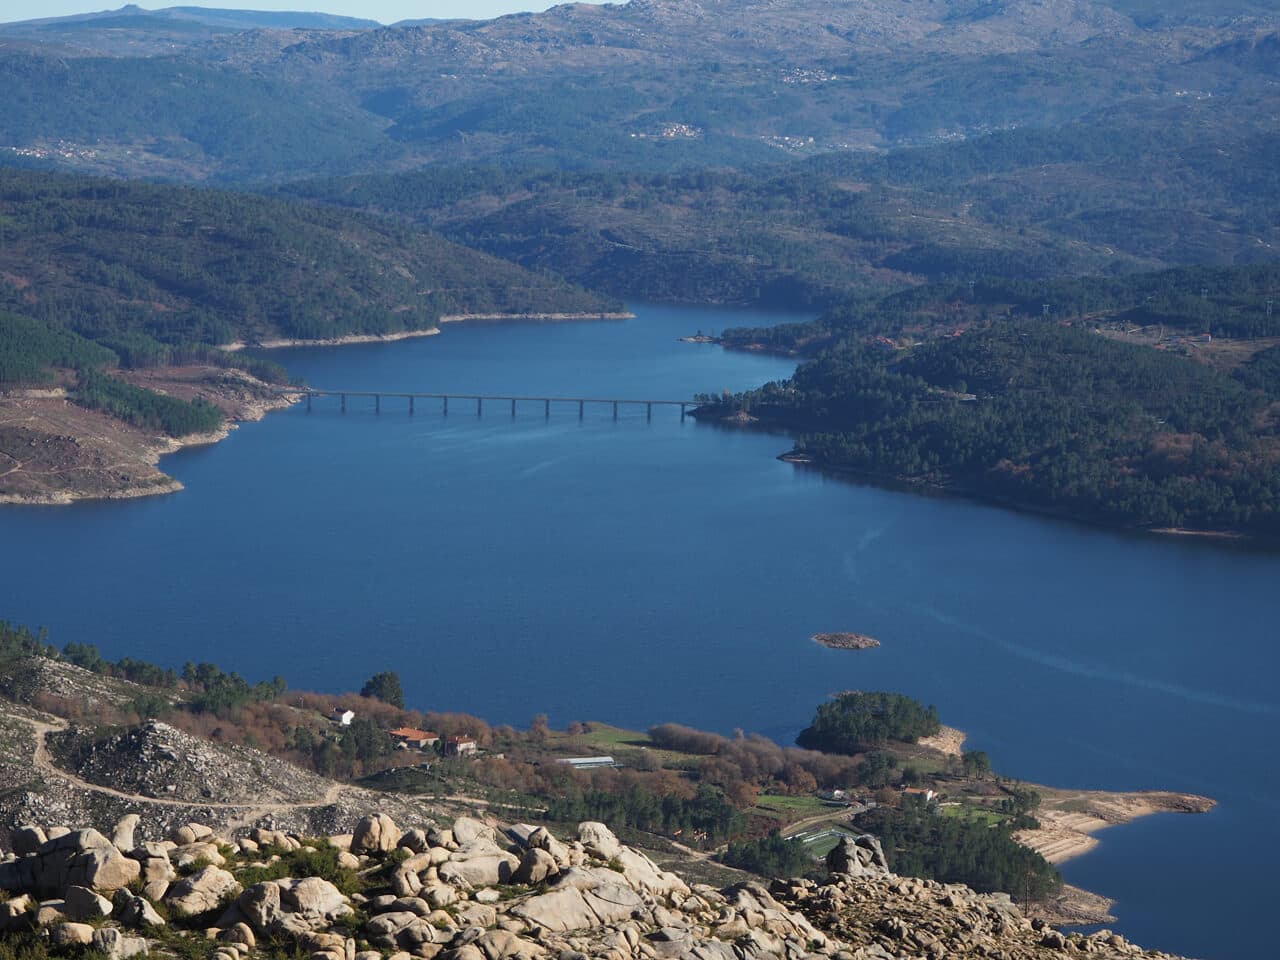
235,842,362,896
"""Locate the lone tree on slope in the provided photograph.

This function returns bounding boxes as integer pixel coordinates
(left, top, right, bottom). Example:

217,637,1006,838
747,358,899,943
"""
360,670,405,709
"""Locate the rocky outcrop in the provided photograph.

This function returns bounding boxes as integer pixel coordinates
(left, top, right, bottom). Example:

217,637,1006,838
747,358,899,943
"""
769,871,1181,959
811,633,880,651
0,811,1192,960
351,813,401,854
166,865,241,916
0,828,139,894
825,834,889,878
45,720,334,805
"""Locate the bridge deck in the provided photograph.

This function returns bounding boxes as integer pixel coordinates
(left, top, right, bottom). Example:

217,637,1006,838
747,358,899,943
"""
300,390,693,406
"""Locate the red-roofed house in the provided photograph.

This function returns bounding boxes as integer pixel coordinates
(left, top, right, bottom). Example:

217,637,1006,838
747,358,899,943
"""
389,728,440,750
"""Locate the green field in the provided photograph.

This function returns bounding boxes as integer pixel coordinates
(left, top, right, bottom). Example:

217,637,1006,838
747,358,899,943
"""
937,804,1007,826
754,794,840,819
541,722,699,767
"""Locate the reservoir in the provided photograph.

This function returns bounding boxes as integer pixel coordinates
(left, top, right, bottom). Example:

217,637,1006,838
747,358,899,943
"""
2,304,1277,960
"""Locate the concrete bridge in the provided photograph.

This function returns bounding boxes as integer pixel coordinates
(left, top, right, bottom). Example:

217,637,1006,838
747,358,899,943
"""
298,389,696,421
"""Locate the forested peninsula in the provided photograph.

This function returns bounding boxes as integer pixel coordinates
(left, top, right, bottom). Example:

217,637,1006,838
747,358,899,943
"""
697,266,1280,538
0,170,619,503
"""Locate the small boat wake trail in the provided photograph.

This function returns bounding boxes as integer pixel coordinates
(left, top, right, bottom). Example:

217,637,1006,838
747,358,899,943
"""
519,455,572,477
915,605,1274,717
840,523,891,583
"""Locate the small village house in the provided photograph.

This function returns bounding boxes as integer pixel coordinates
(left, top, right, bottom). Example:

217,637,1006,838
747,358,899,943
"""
446,734,477,756
389,727,440,750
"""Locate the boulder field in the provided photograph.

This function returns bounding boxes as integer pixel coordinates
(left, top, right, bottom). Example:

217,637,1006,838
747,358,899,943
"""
0,812,1190,960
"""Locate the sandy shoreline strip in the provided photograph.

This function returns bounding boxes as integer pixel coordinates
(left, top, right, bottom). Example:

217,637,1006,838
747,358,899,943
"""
1014,789,1216,866
911,729,1213,870
1150,526,1247,540
219,329,441,351
220,312,636,352
439,311,635,323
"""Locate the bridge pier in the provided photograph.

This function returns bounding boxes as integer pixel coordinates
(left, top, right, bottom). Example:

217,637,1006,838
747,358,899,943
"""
646,402,652,421
612,401,618,421
375,394,381,415
545,399,550,419
409,395,415,415
680,403,686,421
341,393,346,414
578,400,584,419
477,397,482,416
511,398,517,417
306,394,312,413
443,396,449,415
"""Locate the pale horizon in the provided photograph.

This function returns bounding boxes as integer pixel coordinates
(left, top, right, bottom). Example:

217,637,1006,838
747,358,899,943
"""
0,0,569,26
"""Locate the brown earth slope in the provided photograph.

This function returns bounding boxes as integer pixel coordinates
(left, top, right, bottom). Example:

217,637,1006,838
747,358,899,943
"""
0,367,295,505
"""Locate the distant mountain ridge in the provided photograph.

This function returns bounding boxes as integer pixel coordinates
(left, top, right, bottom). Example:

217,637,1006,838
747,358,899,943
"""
3,0,1279,179
222,0,1142,76
1,0,1278,308
6,3,381,31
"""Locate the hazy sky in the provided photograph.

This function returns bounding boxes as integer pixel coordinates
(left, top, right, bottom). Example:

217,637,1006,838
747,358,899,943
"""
0,1,564,25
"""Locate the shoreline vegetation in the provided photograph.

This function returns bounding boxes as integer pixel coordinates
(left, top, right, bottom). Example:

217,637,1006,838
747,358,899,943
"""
702,269,1280,542
771,448,1265,545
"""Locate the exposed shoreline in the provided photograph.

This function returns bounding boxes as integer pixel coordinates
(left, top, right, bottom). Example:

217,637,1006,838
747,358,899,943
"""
903,726,1214,925
219,312,636,352
909,727,1215,871
219,329,441,351
1014,789,1216,925
441,311,635,323
0,370,300,507
917,724,966,756
1014,788,1217,868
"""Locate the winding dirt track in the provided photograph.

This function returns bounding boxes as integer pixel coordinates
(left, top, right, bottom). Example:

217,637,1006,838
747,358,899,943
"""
20,715,345,826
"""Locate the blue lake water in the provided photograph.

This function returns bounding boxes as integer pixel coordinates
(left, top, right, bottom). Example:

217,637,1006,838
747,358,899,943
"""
2,303,1277,960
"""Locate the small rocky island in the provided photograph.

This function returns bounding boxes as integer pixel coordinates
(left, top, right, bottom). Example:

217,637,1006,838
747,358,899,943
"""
812,632,881,650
